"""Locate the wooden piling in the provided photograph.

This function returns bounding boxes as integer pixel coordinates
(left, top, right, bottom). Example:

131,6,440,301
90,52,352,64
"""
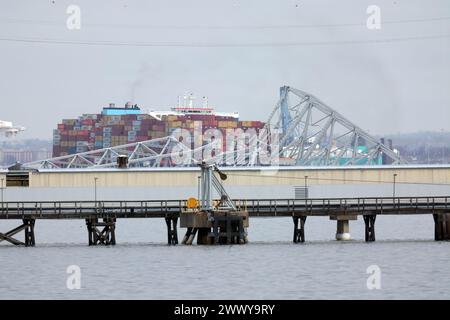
85,217,116,246
0,219,36,246
293,216,306,243
363,215,376,242
181,227,192,244
186,228,197,245
434,213,450,241
23,219,36,246
165,216,178,245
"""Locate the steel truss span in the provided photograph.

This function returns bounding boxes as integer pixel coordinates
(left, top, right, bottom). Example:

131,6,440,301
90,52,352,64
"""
24,136,193,169
23,86,405,169
265,86,404,166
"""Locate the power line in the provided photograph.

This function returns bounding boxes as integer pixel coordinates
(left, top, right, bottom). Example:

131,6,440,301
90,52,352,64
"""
0,16,449,30
0,34,449,47
225,172,450,187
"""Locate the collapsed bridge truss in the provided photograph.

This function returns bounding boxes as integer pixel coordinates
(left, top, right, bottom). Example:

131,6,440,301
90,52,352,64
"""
264,86,404,166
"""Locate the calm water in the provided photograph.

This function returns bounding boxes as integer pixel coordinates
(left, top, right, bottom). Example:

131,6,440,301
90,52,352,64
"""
0,215,449,299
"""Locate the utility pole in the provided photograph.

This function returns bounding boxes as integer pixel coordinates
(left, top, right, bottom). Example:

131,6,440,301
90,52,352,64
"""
393,173,398,198
304,175,308,199
197,175,201,203
94,177,98,209
1,178,4,207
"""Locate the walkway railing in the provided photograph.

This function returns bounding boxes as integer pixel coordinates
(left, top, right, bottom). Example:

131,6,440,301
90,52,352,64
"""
0,196,449,219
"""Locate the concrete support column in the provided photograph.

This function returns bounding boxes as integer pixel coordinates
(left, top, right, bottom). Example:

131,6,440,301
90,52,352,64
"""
330,215,357,241
336,220,351,241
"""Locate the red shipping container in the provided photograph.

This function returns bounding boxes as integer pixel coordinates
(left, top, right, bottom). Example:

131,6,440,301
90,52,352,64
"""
149,119,161,125
77,130,89,136
123,115,138,121
203,120,218,127
81,119,94,126
152,125,165,131
112,126,124,135
140,122,151,130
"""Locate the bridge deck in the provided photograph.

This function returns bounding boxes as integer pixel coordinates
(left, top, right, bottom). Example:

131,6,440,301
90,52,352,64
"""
0,196,449,219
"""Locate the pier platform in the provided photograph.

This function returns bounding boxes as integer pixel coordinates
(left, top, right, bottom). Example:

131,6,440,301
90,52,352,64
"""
1,196,449,246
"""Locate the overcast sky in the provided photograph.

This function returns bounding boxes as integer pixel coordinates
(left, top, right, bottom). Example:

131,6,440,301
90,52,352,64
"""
1,0,449,139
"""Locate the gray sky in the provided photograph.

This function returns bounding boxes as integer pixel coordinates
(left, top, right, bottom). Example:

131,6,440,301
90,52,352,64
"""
1,0,449,139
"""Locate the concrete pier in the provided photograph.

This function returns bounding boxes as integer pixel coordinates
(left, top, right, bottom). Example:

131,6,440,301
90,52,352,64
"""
330,215,357,241
336,220,350,240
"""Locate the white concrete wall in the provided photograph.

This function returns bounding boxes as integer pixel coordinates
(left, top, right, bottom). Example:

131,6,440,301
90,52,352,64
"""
2,183,449,202
27,165,450,188
1,165,449,202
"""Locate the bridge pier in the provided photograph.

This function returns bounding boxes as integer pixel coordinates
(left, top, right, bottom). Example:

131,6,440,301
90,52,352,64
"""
86,217,116,246
331,215,357,241
165,216,178,245
433,213,450,241
363,215,376,242
292,216,307,243
0,219,35,246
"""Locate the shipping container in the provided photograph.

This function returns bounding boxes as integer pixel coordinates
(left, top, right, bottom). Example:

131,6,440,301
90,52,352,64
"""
52,104,263,157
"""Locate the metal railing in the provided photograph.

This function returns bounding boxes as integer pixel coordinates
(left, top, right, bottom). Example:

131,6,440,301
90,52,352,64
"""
0,196,449,219
242,196,450,216
0,200,185,218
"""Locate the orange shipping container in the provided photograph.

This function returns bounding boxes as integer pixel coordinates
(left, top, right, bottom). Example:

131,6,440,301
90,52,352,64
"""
227,121,237,128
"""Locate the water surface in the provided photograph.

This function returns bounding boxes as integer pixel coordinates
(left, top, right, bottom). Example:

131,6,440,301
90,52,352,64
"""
0,215,449,299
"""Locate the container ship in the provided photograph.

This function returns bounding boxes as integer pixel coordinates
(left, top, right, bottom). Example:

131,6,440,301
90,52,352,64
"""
53,95,265,157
